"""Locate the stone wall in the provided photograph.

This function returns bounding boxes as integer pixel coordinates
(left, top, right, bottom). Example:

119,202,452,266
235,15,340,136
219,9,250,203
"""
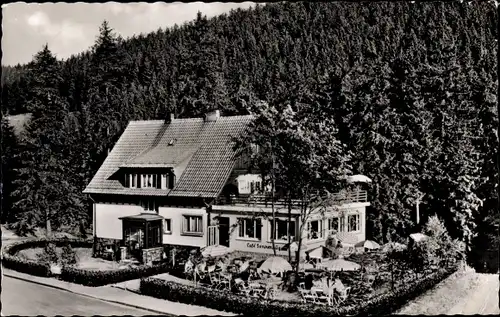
142,247,164,266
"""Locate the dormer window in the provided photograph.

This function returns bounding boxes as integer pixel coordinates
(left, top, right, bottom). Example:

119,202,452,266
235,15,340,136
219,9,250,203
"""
125,171,175,190
142,174,156,188
129,174,138,188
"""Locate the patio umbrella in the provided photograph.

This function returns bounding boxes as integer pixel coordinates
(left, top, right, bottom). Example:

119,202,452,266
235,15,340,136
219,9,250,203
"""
239,260,250,274
409,233,428,243
355,240,381,250
299,261,315,271
381,242,407,253
346,174,372,184
259,256,293,274
201,245,230,258
322,259,361,271
306,245,328,259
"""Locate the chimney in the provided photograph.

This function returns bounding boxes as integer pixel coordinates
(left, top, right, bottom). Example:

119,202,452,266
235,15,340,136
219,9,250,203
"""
204,110,220,122
165,113,175,124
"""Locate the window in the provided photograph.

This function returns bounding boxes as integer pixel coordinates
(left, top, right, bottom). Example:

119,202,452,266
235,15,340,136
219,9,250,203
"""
307,220,324,240
340,217,346,232
141,174,156,188
161,174,168,190
164,219,172,234
250,180,262,193
348,214,361,232
128,174,137,188
142,200,158,212
270,219,296,241
183,215,203,235
124,227,144,249
328,217,339,233
238,218,262,240
147,224,162,248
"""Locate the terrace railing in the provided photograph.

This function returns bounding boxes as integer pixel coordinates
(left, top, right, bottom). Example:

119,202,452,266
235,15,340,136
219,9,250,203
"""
219,190,368,208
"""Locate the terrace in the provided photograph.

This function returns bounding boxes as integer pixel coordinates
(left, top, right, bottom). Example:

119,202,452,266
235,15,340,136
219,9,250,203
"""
216,190,368,208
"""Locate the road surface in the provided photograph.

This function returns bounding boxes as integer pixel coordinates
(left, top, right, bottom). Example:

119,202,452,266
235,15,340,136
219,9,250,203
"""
1,276,156,316
448,273,499,315
396,270,499,315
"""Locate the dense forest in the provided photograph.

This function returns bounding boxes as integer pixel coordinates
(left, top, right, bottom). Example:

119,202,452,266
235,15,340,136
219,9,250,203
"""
1,2,498,271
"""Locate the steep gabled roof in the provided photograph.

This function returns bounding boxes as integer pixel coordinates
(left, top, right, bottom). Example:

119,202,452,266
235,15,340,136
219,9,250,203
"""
83,115,253,199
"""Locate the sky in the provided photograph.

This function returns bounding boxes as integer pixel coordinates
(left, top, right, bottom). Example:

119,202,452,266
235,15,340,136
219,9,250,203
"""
1,2,256,66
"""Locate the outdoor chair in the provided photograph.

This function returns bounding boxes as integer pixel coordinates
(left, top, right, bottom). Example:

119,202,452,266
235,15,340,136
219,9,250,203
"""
219,272,232,290
265,284,278,300
209,271,221,289
334,286,351,305
313,289,331,306
299,289,317,303
248,284,265,298
237,282,253,296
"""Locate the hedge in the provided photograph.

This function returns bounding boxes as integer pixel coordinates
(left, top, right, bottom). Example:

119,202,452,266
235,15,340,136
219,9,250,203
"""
140,266,458,317
353,266,457,316
140,278,355,317
60,262,170,287
2,238,93,278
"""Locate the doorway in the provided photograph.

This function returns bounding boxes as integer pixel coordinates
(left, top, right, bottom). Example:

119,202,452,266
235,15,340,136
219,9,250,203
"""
218,217,230,247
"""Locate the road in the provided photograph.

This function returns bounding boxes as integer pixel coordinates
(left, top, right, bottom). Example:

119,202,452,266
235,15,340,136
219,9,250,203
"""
1,276,156,316
396,269,499,315
449,273,499,315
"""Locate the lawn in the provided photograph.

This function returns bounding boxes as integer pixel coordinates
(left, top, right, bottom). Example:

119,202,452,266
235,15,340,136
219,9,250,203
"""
15,247,135,271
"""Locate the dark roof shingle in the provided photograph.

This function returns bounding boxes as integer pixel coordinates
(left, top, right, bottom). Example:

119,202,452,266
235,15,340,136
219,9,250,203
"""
83,115,253,199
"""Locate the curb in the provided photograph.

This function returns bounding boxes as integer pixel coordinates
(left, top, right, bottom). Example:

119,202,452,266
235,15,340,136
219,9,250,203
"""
3,271,173,316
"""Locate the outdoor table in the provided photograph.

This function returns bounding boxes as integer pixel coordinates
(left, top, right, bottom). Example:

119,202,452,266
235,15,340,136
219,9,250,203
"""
252,288,266,298
249,282,264,289
311,287,324,293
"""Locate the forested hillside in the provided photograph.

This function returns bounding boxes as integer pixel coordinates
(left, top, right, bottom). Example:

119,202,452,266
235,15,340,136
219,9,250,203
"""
1,2,498,270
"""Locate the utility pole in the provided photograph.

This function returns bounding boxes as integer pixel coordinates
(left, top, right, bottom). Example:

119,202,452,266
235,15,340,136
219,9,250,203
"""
416,193,425,226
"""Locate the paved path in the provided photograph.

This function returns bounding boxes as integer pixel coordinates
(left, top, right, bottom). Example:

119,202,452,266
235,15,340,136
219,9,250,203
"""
1,275,153,316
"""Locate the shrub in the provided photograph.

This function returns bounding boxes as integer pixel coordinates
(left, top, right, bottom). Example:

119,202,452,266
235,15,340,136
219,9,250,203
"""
60,262,170,287
140,278,353,317
2,253,52,277
2,238,92,277
61,243,77,266
140,266,457,317
355,267,457,316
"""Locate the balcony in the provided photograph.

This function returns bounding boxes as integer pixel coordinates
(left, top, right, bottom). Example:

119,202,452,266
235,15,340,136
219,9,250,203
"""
218,190,368,208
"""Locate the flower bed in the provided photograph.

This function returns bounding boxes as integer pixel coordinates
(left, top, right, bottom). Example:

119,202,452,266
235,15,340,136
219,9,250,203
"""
61,262,170,287
2,238,93,277
140,266,457,316
2,238,170,286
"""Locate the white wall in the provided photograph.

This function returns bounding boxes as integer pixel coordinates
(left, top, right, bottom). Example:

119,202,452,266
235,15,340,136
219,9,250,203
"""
211,203,369,257
212,213,290,256
236,174,262,194
159,207,207,247
95,203,143,240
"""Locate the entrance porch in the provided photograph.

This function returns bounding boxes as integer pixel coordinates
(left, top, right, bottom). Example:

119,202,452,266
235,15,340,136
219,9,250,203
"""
120,213,164,265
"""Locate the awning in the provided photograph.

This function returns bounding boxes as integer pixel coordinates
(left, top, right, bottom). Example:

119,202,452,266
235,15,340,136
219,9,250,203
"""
119,213,164,222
